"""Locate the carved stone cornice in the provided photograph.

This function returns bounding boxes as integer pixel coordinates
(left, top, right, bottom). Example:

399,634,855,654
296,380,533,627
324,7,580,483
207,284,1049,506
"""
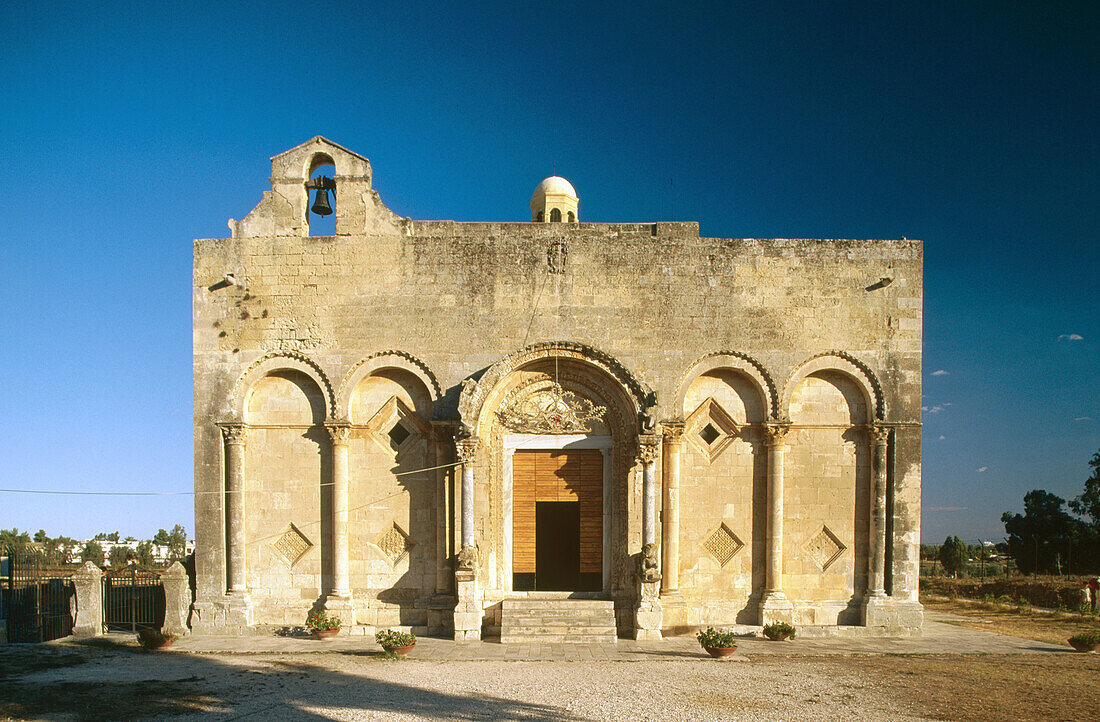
764,422,791,447
219,423,247,445
636,435,660,465
868,423,891,446
455,438,480,465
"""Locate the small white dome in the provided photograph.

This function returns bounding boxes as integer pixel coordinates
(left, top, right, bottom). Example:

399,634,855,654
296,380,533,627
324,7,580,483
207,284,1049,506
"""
533,176,577,199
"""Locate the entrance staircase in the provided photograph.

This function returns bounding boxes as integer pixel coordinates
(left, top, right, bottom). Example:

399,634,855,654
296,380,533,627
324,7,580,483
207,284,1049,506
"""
500,598,618,643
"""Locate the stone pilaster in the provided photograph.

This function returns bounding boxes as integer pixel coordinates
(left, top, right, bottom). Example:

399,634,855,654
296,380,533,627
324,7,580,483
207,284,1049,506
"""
660,423,684,598
72,561,103,638
161,561,192,636
635,435,662,639
760,422,793,624
637,435,659,548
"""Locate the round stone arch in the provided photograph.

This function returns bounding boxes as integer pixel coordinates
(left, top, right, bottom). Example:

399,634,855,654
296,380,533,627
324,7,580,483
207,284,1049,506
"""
458,342,653,437
230,351,335,421
336,351,442,421
781,351,885,422
675,351,777,421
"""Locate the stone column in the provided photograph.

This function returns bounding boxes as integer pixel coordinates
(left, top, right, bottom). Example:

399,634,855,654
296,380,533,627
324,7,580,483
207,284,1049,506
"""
759,423,794,624
660,423,684,597
326,422,353,601
72,561,103,638
220,424,248,596
432,424,455,596
864,424,892,627
634,435,663,640
639,435,659,548
161,561,192,636
453,436,482,641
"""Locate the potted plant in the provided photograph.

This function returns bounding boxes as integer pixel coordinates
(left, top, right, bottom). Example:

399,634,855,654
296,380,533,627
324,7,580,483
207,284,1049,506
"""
137,628,177,650
306,610,342,640
376,628,417,656
1068,632,1100,652
696,626,738,658
762,621,796,641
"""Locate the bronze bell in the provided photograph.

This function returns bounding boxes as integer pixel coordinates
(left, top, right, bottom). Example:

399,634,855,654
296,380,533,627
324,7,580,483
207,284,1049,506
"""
311,188,333,216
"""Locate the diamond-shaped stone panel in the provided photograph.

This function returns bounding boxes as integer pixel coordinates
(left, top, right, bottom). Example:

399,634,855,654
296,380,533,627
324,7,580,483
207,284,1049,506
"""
272,524,312,567
376,522,414,565
684,397,739,462
703,524,745,567
804,525,846,571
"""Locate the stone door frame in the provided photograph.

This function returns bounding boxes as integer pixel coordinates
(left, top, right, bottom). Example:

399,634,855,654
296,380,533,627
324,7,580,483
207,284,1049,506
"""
501,433,613,595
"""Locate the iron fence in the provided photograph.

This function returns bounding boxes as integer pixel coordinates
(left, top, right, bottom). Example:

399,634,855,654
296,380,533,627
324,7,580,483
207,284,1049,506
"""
102,565,164,632
2,549,75,643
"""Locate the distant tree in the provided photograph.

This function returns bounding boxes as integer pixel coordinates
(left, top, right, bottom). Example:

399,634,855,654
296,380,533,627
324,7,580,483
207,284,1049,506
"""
33,529,48,543
153,529,171,546
1002,490,1083,574
45,535,79,562
1070,450,1100,526
93,531,121,542
167,524,188,562
135,540,155,567
107,545,130,568
938,536,968,577
81,541,105,566
0,528,32,552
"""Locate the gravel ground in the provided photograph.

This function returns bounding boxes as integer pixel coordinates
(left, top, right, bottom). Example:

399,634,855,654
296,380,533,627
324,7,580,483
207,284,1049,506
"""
3,647,926,721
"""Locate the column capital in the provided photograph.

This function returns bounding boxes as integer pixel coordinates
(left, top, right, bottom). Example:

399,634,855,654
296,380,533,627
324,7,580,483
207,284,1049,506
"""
219,423,247,445
661,422,686,446
764,423,791,447
636,435,660,464
868,423,891,445
325,421,353,445
456,437,480,464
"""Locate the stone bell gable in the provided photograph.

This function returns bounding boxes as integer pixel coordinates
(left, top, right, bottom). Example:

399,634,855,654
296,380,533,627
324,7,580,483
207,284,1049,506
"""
192,137,923,639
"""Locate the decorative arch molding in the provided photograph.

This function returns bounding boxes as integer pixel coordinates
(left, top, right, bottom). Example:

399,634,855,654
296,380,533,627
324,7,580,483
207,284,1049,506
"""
674,351,778,421
458,341,654,435
230,350,335,421
781,351,885,421
336,350,442,418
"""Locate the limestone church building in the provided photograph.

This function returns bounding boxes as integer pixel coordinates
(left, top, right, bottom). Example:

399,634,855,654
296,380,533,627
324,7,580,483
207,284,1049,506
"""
192,137,923,639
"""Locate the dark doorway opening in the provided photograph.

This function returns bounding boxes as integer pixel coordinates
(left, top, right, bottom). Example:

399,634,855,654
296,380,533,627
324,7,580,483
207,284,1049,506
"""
535,501,580,590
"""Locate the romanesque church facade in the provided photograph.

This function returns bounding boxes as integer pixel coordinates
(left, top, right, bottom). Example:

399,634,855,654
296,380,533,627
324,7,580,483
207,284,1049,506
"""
192,137,923,639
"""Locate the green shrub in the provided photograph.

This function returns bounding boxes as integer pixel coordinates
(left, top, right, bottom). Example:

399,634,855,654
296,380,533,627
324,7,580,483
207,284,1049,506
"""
762,621,796,640
1069,632,1100,645
696,627,738,648
375,629,416,647
305,610,341,632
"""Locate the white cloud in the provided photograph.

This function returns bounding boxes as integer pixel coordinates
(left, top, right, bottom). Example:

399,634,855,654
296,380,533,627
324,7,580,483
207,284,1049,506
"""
1058,333,1084,341
1075,416,1093,422
978,466,988,472
927,506,967,512
931,369,949,376
938,435,945,440
923,405,945,414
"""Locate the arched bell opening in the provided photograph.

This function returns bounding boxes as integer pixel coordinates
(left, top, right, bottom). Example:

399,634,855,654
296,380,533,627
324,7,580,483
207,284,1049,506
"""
306,153,336,237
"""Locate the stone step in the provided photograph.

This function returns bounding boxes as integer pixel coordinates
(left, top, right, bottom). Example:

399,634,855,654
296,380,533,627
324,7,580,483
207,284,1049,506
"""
502,600,614,610
502,625,618,635
500,633,619,644
504,616,614,626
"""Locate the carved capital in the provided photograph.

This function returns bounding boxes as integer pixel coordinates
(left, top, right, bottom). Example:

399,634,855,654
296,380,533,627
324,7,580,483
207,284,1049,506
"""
868,423,891,446
325,421,352,445
456,544,478,571
636,435,660,465
661,422,685,446
456,438,480,465
219,423,247,446
764,423,790,447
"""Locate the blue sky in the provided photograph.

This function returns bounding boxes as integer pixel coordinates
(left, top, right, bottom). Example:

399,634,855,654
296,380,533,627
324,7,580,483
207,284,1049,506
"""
1,1,1096,543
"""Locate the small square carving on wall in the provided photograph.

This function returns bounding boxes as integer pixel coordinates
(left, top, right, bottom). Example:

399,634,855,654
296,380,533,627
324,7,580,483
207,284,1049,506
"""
804,524,846,571
271,523,313,568
375,522,414,566
703,523,745,567
365,395,431,456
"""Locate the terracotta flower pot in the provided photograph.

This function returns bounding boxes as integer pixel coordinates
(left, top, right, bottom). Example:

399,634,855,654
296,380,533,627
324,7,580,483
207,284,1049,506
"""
1068,638,1100,652
764,630,792,641
383,644,416,656
703,645,737,658
312,629,339,640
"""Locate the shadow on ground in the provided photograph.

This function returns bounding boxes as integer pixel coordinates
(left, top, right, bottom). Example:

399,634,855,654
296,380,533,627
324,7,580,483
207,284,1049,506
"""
0,637,584,721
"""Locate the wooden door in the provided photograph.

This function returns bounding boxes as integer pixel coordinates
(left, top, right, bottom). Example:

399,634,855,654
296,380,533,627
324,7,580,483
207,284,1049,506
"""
513,450,602,590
